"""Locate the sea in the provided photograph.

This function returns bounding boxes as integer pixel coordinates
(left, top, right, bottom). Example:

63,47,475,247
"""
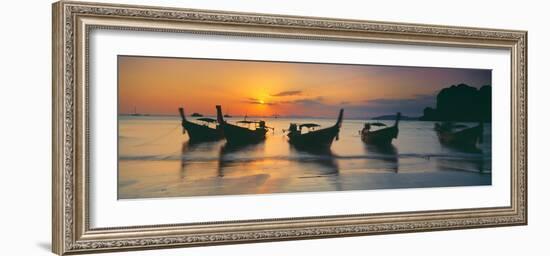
118,116,491,199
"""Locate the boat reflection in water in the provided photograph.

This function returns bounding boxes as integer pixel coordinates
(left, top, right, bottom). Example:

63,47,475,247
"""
435,154,488,174
288,146,340,177
179,140,220,179
437,134,492,174
217,142,266,178
214,141,342,191
119,112,492,199
362,144,399,173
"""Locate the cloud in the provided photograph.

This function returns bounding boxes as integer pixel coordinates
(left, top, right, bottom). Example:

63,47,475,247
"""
271,90,302,97
277,96,342,117
243,98,276,105
351,94,436,117
240,93,435,118
363,94,434,106
280,96,325,106
242,95,324,106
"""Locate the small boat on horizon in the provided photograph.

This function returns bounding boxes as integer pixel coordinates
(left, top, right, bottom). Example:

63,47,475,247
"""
434,121,483,149
129,106,148,116
216,105,271,145
361,112,400,145
286,109,344,150
179,107,223,142
191,112,203,117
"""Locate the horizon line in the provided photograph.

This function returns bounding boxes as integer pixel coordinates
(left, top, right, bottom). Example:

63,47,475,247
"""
118,113,415,119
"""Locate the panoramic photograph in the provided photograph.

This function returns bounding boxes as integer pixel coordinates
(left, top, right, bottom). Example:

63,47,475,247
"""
117,55,492,199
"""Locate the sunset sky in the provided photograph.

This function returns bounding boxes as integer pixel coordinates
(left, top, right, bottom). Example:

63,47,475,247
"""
118,56,491,118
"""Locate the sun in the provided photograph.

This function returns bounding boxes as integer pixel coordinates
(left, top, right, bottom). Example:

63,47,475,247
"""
259,99,265,104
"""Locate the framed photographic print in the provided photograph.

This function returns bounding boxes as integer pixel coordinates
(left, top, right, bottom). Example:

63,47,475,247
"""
52,1,527,255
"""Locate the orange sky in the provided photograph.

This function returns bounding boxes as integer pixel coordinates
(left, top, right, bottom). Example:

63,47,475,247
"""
118,56,491,118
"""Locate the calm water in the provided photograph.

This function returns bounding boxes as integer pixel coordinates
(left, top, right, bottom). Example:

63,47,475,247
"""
118,116,491,199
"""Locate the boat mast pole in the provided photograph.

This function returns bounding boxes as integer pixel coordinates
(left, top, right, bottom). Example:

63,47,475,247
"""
216,105,225,124
335,109,344,140
178,107,187,134
394,112,401,127
336,109,344,128
178,107,186,122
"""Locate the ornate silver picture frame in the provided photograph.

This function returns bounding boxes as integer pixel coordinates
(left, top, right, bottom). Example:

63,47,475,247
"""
52,1,527,255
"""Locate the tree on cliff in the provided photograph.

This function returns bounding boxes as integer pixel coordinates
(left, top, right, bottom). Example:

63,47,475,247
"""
420,83,491,122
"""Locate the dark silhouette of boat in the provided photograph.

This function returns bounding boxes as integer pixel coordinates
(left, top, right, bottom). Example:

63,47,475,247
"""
434,122,483,149
191,112,203,117
361,112,400,145
286,109,344,150
179,107,223,142
216,105,270,145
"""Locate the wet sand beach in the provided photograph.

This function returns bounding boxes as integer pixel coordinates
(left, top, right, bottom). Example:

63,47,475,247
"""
118,116,491,199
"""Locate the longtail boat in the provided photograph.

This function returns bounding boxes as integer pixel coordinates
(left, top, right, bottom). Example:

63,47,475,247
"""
178,107,223,142
216,105,270,145
434,122,484,148
286,109,344,150
361,112,400,145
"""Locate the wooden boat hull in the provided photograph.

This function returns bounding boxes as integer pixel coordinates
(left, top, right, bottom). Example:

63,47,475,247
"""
288,125,339,149
220,123,267,145
179,107,223,142
182,121,223,142
288,109,343,150
361,113,400,146
436,123,483,148
361,126,398,145
216,105,268,145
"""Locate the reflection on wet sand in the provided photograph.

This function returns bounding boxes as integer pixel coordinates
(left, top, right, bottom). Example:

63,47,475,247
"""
119,117,492,199
435,145,489,174
214,142,343,192
434,131,488,173
362,144,399,173
217,142,266,177
289,146,339,177
436,157,488,174
214,142,294,195
179,141,220,180
180,141,218,163
439,143,483,154
291,147,341,191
